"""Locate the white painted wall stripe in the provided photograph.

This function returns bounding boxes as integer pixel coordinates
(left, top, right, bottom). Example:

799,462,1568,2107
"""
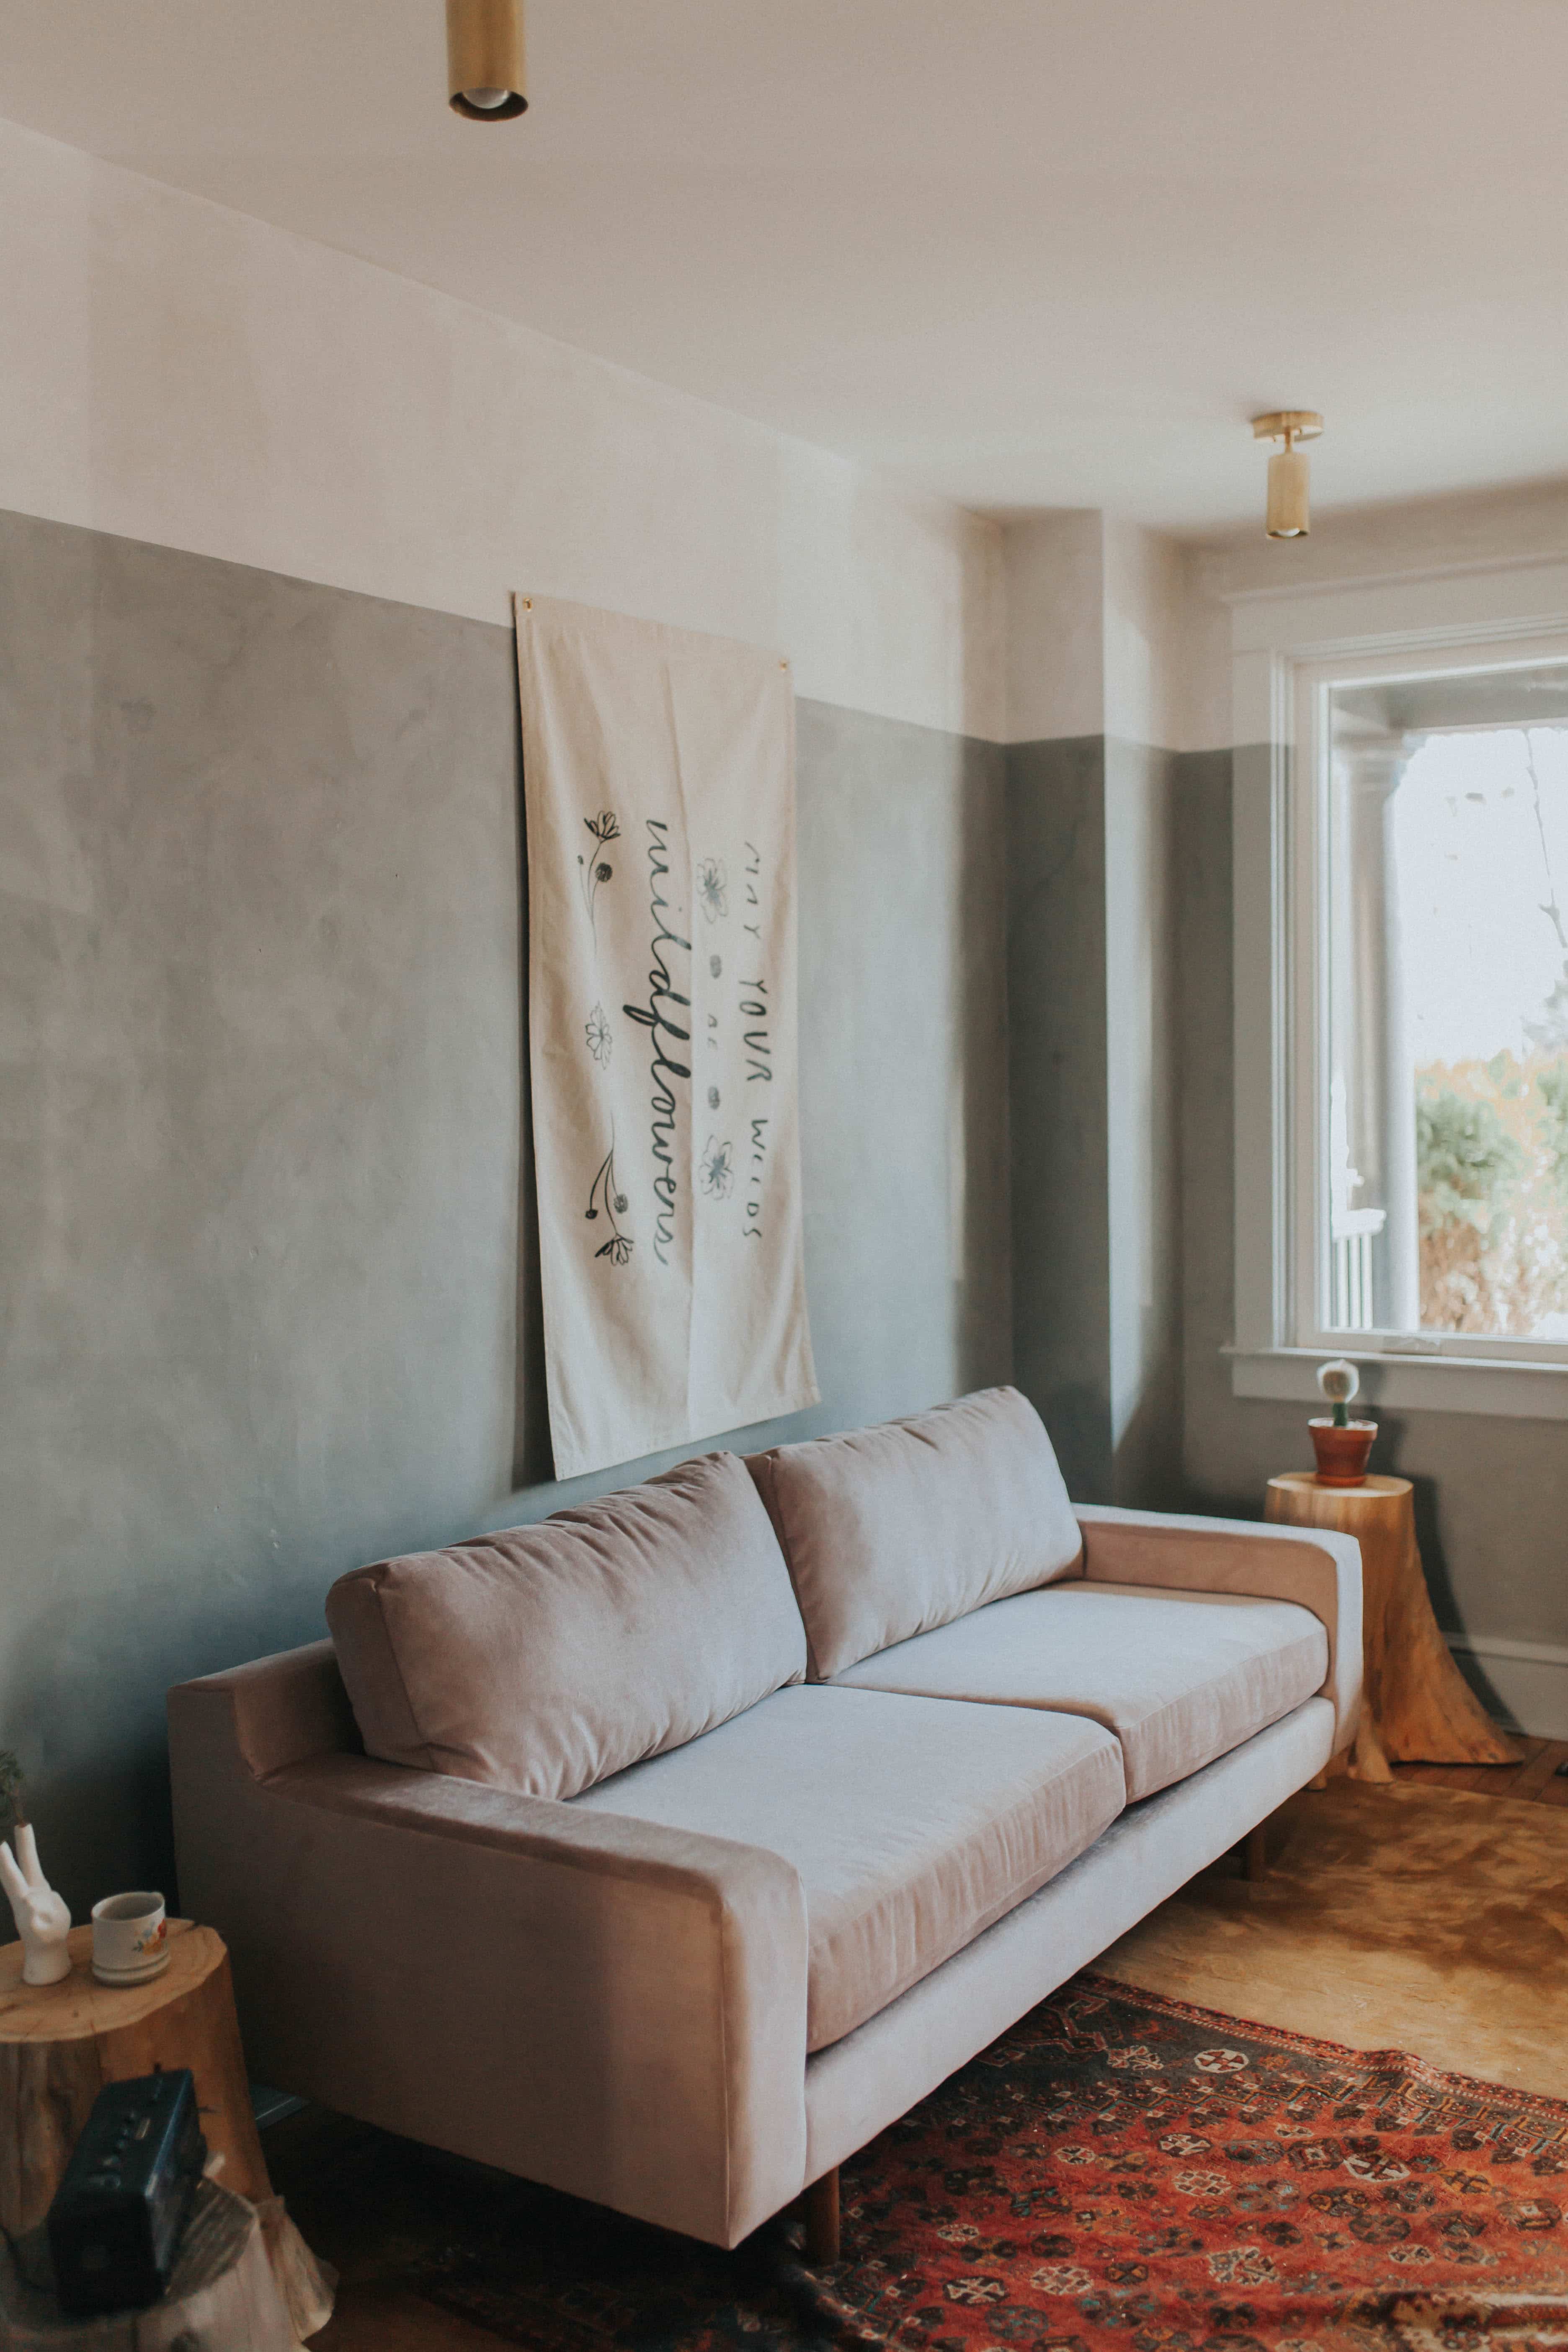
0,116,1003,742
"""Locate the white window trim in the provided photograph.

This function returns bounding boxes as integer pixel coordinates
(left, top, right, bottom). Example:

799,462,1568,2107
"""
1228,554,1568,1419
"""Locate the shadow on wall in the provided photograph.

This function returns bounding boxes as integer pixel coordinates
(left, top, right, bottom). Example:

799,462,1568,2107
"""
1003,734,1185,1513
1112,1348,1186,1516
4,1578,338,1935
511,650,553,1493
1005,738,1111,1501
1382,1440,1517,1725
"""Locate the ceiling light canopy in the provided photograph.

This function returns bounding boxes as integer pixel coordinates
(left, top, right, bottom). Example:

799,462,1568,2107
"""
1252,411,1323,540
447,0,527,120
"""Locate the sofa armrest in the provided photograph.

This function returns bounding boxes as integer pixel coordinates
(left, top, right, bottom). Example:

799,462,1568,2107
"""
168,1672,808,2248
1073,1505,1362,1755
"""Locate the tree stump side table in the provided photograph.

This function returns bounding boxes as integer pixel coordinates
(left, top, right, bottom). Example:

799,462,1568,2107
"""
0,1921,332,2347
1265,1472,1524,1781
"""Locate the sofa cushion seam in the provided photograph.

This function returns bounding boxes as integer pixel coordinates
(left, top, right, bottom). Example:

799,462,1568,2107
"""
364,1566,440,1775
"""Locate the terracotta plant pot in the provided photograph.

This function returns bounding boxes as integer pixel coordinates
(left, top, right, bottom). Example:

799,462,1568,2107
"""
1309,1417,1377,1486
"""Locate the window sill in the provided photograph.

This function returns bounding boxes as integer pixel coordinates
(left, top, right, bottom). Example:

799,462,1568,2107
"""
1226,1344,1568,1422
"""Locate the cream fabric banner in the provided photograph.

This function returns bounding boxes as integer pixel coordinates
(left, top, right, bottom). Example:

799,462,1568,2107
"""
516,595,819,1479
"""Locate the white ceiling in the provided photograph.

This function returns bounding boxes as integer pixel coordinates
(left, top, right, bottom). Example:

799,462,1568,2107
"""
3,0,1568,533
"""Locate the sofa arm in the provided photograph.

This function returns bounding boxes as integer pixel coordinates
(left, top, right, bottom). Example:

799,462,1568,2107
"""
1073,1505,1362,1756
168,1673,808,2249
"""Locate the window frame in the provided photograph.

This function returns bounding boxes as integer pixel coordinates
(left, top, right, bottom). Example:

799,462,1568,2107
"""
1226,557,1568,1419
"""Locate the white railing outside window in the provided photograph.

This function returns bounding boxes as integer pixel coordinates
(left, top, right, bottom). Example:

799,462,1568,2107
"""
1331,1208,1385,1333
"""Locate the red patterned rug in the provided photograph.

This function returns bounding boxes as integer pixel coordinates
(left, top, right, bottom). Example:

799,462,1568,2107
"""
412,1976,1568,2351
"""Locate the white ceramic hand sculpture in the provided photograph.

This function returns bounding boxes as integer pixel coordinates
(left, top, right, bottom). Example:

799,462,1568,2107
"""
0,1822,72,1986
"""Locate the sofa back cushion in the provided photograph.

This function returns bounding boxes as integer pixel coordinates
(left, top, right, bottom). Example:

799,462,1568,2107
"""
745,1386,1083,1679
326,1451,807,1800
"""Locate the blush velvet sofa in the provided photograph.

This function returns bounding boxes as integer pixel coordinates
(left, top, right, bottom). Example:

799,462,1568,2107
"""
167,1387,1361,2259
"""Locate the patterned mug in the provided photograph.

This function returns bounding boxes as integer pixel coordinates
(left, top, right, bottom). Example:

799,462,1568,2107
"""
90,1890,169,1985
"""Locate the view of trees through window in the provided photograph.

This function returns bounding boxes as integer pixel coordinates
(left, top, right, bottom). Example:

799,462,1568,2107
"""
1327,665,1568,1342
1416,1050,1568,1335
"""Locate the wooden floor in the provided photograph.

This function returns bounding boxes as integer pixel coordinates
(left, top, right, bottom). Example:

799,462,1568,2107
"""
1392,1731,1568,1800
1101,1747,1568,2102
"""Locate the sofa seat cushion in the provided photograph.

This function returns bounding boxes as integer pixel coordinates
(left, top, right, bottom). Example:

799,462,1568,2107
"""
831,1581,1329,1802
571,1684,1124,2051
745,1387,1084,1680
325,1452,806,1802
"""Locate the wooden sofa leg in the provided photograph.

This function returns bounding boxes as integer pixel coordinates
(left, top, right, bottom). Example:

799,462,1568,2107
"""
803,2167,841,2262
1244,1823,1268,1883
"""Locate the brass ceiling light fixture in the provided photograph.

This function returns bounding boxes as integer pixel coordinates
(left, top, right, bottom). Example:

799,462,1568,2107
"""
1252,411,1323,539
447,0,528,119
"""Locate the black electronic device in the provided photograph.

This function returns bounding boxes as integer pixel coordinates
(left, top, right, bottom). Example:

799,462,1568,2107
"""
46,2069,206,2317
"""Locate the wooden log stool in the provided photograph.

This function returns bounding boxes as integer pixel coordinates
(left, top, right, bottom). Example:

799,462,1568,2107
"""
0,2179,295,2351
1265,1472,1524,1781
0,1921,332,2347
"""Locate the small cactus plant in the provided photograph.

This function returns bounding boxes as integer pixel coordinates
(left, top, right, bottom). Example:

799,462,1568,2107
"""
1317,1359,1360,1429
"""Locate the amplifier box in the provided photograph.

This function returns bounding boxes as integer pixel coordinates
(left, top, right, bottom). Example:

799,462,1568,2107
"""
46,2069,207,2316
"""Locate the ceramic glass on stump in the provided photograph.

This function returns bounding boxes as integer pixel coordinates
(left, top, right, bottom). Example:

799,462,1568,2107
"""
1309,1358,1376,1485
91,1890,169,1984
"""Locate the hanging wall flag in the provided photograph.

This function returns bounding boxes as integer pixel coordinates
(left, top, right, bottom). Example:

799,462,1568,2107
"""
515,595,819,1480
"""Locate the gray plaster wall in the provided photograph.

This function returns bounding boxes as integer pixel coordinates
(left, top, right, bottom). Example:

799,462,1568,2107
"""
1006,735,1184,1510
1176,748,1568,1667
1104,738,1182,1513
1,508,1011,1917
1006,738,1110,1498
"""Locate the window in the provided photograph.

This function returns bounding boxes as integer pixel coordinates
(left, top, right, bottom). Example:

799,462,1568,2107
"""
1313,658,1568,1356
1229,563,1568,1416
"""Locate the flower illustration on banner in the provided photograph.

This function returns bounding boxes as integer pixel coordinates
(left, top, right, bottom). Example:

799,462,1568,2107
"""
709,954,722,978
578,811,621,931
700,1136,735,1199
585,1137,633,1265
696,857,728,924
584,1003,613,1067
707,1085,721,1110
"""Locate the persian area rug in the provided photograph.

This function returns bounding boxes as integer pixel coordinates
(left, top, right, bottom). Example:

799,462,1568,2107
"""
411,1975,1568,2352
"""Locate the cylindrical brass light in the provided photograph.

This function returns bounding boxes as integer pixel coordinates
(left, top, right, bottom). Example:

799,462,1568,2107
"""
447,0,527,119
1267,444,1310,538
1252,412,1323,539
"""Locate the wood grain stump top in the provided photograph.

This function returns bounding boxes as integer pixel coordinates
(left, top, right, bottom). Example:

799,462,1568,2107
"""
0,1921,226,2045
